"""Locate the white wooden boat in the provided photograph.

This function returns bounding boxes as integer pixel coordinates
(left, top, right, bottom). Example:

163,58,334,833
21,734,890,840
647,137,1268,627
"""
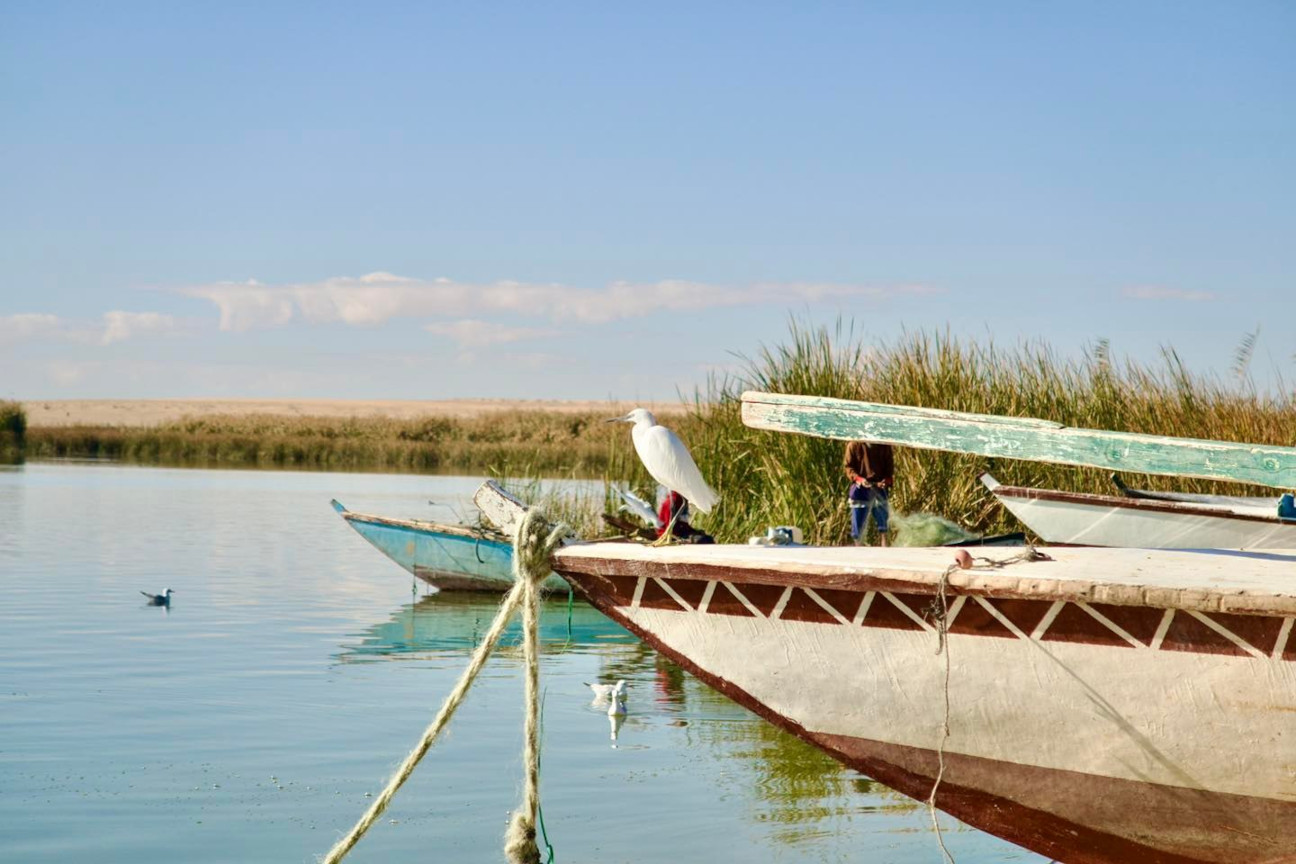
982,473,1296,549
478,483,1296,864
471,393,1296,863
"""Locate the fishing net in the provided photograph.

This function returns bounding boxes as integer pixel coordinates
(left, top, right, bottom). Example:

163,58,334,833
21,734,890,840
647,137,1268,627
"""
891,511,981,547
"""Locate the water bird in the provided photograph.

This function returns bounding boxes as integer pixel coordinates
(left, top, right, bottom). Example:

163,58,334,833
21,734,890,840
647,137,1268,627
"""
606,409,719,541
585,679,627,702
140,588,174,606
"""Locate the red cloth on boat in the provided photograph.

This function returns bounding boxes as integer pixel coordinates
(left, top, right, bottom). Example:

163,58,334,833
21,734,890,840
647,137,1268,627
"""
657,491,689,538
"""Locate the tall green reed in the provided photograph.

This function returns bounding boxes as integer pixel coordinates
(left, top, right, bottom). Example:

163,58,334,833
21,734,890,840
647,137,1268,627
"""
679,321,1296,545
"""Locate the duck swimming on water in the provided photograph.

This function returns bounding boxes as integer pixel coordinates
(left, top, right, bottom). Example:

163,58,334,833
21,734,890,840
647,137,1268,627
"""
140,589,174,606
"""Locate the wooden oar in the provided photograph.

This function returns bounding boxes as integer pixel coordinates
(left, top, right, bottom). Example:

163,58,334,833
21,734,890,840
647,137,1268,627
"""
741,391,1296,490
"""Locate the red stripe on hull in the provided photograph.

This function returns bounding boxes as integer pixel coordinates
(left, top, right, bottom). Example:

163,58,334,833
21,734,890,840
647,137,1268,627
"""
561,559,1296,661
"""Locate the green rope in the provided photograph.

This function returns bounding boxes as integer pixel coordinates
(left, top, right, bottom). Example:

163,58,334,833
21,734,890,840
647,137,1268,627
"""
535,688,556,863
565,587,575,641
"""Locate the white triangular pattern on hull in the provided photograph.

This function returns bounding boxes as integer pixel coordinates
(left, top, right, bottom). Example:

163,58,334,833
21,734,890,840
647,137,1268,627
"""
624,573,1296,662
1077,602,1149,650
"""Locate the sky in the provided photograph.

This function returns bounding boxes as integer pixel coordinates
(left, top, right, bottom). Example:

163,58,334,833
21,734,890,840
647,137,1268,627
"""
2,2,1293,401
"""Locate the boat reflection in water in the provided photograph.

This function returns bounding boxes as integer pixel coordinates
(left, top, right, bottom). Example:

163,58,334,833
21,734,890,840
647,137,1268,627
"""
338,592,635,662
581,640,925,844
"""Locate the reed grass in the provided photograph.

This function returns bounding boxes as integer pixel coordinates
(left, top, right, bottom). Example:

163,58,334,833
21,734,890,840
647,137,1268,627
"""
680,321,1296,545
0,401,25,463
20,322,1295,548
25,410,639,477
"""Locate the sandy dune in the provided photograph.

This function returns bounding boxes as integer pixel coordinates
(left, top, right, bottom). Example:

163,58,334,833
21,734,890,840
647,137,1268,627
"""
23,398,687,428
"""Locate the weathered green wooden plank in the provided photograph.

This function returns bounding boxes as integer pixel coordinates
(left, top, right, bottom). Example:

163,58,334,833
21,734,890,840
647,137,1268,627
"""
740,391,1296,490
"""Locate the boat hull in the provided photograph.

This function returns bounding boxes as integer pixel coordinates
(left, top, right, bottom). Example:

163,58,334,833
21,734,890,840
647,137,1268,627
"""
332,501,566,592
551,544,1296,864
983,475,1296,549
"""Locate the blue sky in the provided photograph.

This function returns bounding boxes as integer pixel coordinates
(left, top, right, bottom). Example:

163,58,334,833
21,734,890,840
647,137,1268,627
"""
2,2,1293,400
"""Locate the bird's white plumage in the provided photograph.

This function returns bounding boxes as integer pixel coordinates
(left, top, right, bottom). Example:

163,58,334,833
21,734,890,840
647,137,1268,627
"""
586,679,627,701
619,409,719,513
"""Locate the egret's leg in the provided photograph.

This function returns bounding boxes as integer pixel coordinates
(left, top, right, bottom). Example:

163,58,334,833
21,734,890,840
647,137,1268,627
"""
650,509,682,547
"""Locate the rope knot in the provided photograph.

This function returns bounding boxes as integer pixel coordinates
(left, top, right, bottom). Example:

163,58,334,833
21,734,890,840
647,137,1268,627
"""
504,813,540,864
511,508,567,588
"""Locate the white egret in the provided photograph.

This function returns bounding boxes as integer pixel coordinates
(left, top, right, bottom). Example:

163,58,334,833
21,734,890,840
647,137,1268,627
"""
607,410,719,533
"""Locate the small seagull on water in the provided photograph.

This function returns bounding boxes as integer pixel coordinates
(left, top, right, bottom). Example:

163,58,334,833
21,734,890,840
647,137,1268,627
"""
140,588,174,606
585,679,627,702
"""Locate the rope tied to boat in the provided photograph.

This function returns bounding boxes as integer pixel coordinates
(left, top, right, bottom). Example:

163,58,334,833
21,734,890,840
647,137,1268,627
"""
924,544,1052,864
320,507,566,864
504,508,567,864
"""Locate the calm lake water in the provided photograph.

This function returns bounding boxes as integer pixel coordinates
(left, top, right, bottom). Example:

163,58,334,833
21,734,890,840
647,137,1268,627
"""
0,462,1047,863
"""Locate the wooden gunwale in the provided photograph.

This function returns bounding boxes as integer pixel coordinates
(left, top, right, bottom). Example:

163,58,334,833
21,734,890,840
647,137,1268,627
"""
553,545,1296,618
341,510,509,545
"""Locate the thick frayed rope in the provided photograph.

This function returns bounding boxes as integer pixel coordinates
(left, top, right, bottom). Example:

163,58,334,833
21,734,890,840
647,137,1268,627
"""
503,509,566,864
320,508,565,864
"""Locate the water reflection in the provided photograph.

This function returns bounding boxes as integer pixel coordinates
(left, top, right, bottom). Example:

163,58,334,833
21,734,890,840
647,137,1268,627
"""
354,591,921,852
573,638,925,851
337,592,635,662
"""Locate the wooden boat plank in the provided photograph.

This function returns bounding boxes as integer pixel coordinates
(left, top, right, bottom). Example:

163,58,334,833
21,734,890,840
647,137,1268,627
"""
553,541,1296,617
473,480,528,539
740,391,1296,489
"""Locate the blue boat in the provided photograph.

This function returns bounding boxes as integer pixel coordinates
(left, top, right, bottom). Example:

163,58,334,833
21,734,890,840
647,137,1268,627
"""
331,499,567,592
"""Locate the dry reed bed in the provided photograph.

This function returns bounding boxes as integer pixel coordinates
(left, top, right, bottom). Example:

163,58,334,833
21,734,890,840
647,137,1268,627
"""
25,410,634,476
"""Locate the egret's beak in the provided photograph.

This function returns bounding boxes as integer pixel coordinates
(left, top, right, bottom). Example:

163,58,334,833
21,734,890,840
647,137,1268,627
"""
604,415,629,424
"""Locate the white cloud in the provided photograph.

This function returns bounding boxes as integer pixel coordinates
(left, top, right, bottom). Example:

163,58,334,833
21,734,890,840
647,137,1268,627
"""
1123,285,1217,302
183,272,939,331
1,311,181,346
0,313,60,344
424,319,556,347
100,311,178,345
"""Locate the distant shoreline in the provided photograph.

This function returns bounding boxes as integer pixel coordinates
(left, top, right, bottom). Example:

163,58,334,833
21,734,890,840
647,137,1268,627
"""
22,398,687,428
